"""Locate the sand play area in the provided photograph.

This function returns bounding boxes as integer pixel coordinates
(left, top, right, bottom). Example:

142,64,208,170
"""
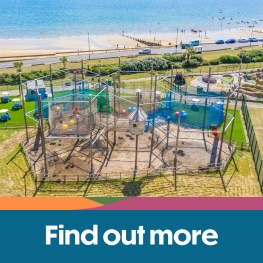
23,123,232,181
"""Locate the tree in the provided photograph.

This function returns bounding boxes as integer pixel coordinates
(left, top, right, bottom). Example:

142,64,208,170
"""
60,56,68,69
13,61,24,72
184,47,196,62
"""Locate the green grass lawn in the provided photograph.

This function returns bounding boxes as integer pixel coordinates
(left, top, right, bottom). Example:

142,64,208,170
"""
0,96,37,127
224,109,246,143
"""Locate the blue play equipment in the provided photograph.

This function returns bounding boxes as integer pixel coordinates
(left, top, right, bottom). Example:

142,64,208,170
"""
128,107,136,112
145,89,225,132
0,113,11,121
1,96,11,103
12,103,23,110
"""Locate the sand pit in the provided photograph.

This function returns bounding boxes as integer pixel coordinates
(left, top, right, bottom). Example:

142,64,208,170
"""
23,123,232,181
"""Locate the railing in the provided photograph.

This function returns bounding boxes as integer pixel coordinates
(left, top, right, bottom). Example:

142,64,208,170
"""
241,97,263,193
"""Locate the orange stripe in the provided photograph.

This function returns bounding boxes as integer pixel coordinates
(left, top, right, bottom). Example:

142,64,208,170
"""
0,197,103,210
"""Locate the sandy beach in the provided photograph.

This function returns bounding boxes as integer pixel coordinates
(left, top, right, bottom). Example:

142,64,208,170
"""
0,28,263,58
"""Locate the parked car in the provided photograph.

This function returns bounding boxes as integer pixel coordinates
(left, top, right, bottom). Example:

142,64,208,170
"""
238,38,249,43
215,40,224,44
259,37,263,41
248,37,258,42
12,103,23,110
181,40,200,49
225,39,236,43
138,48,151,54
0,113,11,121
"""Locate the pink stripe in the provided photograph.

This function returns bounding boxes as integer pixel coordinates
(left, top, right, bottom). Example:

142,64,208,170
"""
94,197,263,210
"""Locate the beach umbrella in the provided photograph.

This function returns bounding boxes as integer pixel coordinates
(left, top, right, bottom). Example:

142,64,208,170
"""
0,109,9,113
1,92,9,96
12,98,21,102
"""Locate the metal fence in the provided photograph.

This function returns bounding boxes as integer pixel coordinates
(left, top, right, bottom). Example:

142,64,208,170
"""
241,97,263,193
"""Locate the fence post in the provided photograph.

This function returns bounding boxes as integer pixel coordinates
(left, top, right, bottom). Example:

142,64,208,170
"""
255,149,261,171
258,160,263,181
64,175,66,184
77,174,79,184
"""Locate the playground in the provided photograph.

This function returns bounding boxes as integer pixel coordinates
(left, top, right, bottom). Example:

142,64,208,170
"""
18,63,239,191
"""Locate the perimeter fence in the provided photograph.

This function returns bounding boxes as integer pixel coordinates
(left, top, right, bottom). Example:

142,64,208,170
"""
241,97,263,193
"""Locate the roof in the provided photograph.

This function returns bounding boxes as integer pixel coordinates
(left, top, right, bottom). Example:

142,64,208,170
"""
127,107,148,122
26,80,46,90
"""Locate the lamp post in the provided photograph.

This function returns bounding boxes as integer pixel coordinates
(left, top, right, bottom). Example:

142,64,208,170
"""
88,32,91,59
175,28,178,54
250,20,255,47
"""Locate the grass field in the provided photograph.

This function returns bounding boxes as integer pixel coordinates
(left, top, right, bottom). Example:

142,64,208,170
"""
248,107,263,151
0,120,260,197
0,96,36,127
224,109,246,143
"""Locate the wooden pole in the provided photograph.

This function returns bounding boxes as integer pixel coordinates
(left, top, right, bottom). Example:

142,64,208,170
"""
98,63,101,87
173,91,183,190
229,63,242,147
148,74,157,168
202,66,212,131
134,93,140,177
113,74,117,145
118,57,121,110
217,89,231,165
106,81,109,155
36,81,48,177
81,59,84,92
74,71,79,141
89,94,94,175
19,73,29,142
150,58,153,103
49,64,54,99
166,116,170,149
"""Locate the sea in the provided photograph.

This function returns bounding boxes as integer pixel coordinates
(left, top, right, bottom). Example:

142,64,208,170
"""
0,0,262,39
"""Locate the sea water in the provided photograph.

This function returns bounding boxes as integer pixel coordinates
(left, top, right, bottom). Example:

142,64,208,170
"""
0,0,262,39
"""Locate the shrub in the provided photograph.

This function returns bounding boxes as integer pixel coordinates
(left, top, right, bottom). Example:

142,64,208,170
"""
219,55,241,64
191,55,203,63
238,49,263,63
121,56,168,71
210,59,220,65
202,60,210,66
182,59,201,68
163,54,184,62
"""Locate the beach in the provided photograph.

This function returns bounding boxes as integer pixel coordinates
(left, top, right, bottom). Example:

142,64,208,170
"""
0,28,263,58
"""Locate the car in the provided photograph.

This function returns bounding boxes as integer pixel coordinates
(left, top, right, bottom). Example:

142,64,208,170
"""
181,40,200,49
0,113,11,121
65,82,71,86
238,38,249,43
215,40,224,44
259,37,263,41
248,37,258,42
138,48,151,54
225,39,236,43
12,103,23,110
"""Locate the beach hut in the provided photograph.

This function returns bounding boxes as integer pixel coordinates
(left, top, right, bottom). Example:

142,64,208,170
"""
128,107,148,135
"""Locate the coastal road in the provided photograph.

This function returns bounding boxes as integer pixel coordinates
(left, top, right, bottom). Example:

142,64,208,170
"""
0,42,262,69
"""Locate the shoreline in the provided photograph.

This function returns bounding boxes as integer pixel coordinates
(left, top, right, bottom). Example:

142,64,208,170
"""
0,28,263,58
